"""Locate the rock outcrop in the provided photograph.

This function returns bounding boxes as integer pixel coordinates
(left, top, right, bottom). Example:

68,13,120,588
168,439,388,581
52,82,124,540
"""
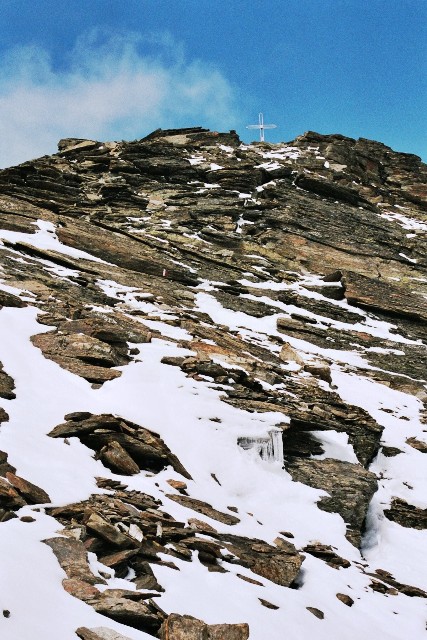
0,126,426,639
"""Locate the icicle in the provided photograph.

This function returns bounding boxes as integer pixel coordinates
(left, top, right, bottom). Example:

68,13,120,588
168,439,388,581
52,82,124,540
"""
238,429,283,465
267,429,284,465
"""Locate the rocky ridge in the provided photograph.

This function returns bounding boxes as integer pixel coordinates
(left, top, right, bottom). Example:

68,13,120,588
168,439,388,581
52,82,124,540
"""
0,126,426,639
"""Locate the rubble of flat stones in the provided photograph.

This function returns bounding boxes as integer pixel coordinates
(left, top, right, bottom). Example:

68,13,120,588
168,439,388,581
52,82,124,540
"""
0,126,426,633
44,486,302,635
48,413,191,478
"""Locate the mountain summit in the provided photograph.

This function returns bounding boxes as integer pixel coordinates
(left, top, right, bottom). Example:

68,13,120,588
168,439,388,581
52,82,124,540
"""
0,128,426,640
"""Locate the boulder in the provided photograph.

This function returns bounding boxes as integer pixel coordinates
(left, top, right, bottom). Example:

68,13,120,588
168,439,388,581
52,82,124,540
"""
5,472,51,504
31,332,127,383
0,290,27,308
99,441,140,476
159,614,249,640
217,534,302,587
406,437,427,453
0,477,26,510
84,512,137,549
0,451,16,477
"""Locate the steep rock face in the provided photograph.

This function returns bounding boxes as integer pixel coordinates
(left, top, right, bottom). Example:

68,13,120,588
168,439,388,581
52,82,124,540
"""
0,127,426,639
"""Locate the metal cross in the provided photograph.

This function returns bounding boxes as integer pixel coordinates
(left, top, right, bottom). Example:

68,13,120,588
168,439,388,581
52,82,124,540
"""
246,112,277,142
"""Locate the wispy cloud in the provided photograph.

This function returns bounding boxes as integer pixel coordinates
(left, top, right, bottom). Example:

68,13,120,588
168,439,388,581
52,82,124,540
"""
0,30,238,168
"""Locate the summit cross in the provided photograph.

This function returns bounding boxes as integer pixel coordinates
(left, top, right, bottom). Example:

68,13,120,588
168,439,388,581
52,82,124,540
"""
246,112,277,142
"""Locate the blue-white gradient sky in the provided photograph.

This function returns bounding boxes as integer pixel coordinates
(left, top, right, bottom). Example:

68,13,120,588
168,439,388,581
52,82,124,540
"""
1,0,426,167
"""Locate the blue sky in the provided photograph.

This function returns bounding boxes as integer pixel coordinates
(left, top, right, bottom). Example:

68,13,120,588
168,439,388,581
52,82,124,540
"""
0,0,425,167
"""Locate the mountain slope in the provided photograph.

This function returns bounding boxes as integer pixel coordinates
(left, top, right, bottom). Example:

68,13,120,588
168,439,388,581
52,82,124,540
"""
0,127,426,640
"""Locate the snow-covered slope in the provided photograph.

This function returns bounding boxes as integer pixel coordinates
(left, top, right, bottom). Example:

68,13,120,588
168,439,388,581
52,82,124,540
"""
0,128,426,640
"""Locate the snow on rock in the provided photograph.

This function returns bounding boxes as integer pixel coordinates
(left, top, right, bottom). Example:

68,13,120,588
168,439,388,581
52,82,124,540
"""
0,126,426,639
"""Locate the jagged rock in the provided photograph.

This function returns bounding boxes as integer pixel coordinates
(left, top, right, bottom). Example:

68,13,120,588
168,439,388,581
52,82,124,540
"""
0,126,426,636
132,561,164,592
302,362,332,384
31,332,126,383
406,437,427,453
0,408,9,424
279,342,305,366
0,362,16,399
259,598,279,609
159,614,249,640
0,451,16,477
76,627,134,640
98,548,139,569
217,534,302,587
0,476,27,510
48,413,191,479
285,459,378,546
5,472,50,504
89,590,165,634
384,498,427,529
84,512,138,549
381,446,403,457
167,479,188,492
336,593,354,606
56,314,151,351
288,386,383,467
342,271,427,324
187,518,218,534
166,494,240,525
98,441,140,476
277,289,355,320
63,578,101,601
212,290,277,318
294,173,373,208
44,536,102,585
0,289,27,308
302,543,350,569
306,607,324,619
366,568,426,598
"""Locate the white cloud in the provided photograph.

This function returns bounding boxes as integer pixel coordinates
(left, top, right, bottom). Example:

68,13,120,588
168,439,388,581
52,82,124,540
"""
0,31,238,168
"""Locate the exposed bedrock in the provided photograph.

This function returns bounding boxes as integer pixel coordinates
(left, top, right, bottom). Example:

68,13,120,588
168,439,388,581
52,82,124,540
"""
0,126,426,633
285,458,378,547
